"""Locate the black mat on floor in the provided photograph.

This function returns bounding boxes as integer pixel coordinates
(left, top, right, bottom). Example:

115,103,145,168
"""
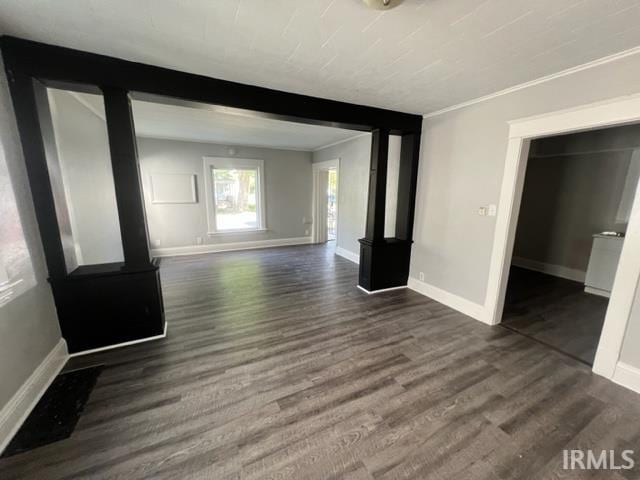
1,366,102,458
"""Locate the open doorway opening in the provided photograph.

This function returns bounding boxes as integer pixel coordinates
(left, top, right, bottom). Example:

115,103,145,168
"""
328,168,338,241
312,159,340,245
501,124,640,365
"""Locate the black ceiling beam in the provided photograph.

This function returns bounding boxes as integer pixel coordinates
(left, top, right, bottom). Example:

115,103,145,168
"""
0,36,422,135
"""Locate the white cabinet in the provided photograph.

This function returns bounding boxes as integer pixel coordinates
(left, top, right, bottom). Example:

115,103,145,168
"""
585,234,624,297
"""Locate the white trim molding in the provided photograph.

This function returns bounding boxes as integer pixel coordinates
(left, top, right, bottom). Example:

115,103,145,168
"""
0,339,68,454
423,45,640,119
408,277,489,324
68,91,106,121
612,362,640,394
70,322,167,357
151,236,313,257
484,93,640,383
202,156,267,234
207,228,269,237
357,285,407,295
335,246,359,264
511,256,586,283
584,286,611,298
313,133,370,152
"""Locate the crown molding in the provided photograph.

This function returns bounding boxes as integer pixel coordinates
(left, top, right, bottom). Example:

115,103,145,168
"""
423,45,640,120
67,91,106,121
313,132,370,152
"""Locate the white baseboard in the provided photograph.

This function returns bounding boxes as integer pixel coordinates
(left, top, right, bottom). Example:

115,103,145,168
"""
511,256,586,283
0,338,68,454
584,286,611,298
335,247,359,264
69,321,167,357
612,362,640,394
357,285,407,295
408,277,489,324
151,236,312,257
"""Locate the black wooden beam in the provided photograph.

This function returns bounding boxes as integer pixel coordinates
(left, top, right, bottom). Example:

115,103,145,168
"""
0,36,422,135
5,74,68,278
102,87,151,267
2,33,424,330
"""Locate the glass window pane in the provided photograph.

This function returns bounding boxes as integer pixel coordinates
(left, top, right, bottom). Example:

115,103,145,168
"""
0,144,36,306
213,168,258,231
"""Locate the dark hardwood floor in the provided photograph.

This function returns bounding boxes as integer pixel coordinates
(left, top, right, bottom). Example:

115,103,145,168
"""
502,266,609,365
1,245,638,479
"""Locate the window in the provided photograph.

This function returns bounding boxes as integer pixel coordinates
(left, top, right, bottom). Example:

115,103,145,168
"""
204,157,266,234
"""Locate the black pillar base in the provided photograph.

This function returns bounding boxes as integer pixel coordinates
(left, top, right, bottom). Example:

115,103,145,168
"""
358,238,412,292
49,262,165,353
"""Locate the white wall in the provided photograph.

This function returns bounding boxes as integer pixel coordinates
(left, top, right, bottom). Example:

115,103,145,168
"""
513,150,633,274
48,90,124,266
137,137,313,249
385,136,401,238
411,51,640,369
0,56,62,410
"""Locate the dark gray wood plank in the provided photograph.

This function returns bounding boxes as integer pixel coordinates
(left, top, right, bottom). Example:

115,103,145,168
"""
0,244,638,480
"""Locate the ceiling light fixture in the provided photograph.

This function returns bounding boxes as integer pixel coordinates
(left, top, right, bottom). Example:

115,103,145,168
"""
362,0,404,10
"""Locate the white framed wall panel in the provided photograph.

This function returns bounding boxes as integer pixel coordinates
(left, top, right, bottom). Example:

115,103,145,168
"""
150,173,197,204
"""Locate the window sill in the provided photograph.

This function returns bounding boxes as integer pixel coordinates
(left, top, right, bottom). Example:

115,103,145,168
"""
207,228,269,237
0,278,22,307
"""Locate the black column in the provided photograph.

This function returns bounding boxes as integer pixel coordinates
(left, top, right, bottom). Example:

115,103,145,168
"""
364,128,389,241
6,73,68,278
358,130,421,292
49,86,164,352
102,87,151,268
395,132,421,241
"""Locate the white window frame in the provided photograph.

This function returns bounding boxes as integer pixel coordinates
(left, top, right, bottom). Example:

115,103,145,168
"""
203,157,266,235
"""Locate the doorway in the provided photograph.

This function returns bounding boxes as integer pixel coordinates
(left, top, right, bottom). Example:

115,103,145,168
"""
500,125,640,364
486,95,640,382
313,159,340,245
327,168,338,241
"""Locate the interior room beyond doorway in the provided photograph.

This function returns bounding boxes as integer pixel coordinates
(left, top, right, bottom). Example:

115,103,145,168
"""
502,123,640,364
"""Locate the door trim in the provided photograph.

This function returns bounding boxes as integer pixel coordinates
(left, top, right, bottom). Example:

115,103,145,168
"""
485,93,640,380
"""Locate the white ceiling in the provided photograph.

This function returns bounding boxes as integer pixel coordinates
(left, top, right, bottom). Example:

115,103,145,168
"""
71,91,360,151
3,0,640,114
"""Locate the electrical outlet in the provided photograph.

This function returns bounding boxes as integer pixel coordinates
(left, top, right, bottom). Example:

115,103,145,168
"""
478,207,487,216
196,236,203,245
419,272,424,282
154,239,161,247
305,229,310,236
